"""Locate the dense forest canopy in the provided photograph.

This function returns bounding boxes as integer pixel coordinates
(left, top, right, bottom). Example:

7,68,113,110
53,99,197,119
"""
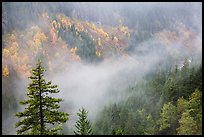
2,2,202,135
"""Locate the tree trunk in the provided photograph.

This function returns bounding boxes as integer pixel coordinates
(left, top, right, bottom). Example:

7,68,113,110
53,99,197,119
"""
38,65,44,135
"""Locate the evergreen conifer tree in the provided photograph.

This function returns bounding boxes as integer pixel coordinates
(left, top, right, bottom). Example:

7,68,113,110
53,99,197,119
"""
15,59,69,135
74,107,93,135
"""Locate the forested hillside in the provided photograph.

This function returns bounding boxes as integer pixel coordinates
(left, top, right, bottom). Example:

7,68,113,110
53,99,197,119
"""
2,2,202,135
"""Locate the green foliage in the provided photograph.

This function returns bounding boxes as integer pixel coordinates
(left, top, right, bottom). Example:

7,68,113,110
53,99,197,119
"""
134,109,156,135
112,129,125,135
144,114,156,135
15,59,69,135
3,3,202,135
2,93,18,118
161,59,202,103
94,103,157,135
158,102,177,133
176,89,202,135
77,31,102,63
123,109,136,135
158,89,202,135
176,97,189,115
94,61,202,135
111,104,121,130
176,110,196,135
189,89,202,115
58,24,102,63
74,107,93,135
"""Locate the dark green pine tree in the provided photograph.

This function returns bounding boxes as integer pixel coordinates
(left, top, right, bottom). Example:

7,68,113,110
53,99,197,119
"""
15,59,69,135
74,107,93,135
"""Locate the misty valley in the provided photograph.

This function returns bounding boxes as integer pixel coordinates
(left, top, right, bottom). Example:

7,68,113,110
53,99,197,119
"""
2,2,202,135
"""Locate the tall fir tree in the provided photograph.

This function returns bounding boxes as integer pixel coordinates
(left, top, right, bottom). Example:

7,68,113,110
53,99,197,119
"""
74,107,93,135
15,59,69,135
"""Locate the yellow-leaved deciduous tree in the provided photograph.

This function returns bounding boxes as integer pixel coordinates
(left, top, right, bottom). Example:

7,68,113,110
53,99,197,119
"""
50,28,58,44
3,48,10,58
3,65,9,77
105,36,109,43
70,47,77,54
113,36,118,45
96,50,101,57
98,37,101,46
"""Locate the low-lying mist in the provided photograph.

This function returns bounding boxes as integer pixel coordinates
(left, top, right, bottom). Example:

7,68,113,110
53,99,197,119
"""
10,35,201,134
